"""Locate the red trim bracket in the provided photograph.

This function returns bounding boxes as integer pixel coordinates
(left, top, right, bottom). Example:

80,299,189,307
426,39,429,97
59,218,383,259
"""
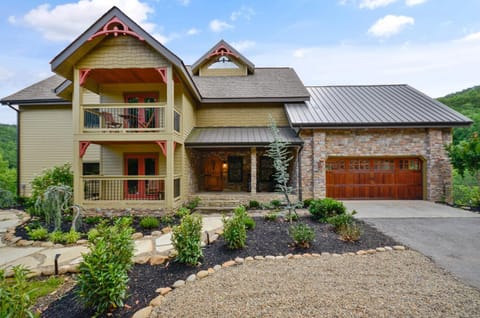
155,68,167,84
88,17,145,41
155,141,177,156
207,44,239,59
79,69,91,86
79,141,91,158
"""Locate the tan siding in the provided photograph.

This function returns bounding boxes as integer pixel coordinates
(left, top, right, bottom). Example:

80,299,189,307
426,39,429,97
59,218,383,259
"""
19,106,73,195
197,104,288,127
182,90,197,139
101,144,165,176
84,144,100,162
82,89,100,104
199,66,247,77
78,36,169,69
98,83,167,103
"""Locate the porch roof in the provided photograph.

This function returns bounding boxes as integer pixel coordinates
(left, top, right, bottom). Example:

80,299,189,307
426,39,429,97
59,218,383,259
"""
185,127,303,148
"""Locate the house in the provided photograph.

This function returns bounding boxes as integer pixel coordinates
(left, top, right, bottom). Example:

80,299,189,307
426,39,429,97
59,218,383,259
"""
0,7,472,212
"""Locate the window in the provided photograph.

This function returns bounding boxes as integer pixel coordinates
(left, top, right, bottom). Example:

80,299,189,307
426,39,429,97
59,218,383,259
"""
374,159,394,171
259,156,274,182
174,178,181,198
83,162,99,175
399,159,421,171
208,56,240,69
174,111,181,132
349,160,370,170
326,160,345,171
228,156,243,182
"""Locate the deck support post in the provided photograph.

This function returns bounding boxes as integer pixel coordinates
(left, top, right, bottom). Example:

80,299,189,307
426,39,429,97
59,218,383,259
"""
165,66,174,208
250,147,257,194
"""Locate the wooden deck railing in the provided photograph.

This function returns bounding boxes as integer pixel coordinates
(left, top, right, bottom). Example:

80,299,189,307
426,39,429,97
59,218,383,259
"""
82,176,166,201
82,104,166,132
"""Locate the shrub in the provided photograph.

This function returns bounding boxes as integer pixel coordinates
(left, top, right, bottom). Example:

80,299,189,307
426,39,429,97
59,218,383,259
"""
63,230,81,244
87,228,100,242
139,216,160,229
34,185,73,231
233,205,255,230
171,213,203,265
284,213,299,222
160,214,175,226
31,163,73,202
289,223,315,248
77,218,134,316
175,207,191,218
338,223,362,242
185,196,201,210
309,198,346,221
27,226,48,241
326,210,357,230
84,216,102,224
303,198,314,208
270,199,281,208
0,188,15,209
264,212,278,221
0,265,36,318
453,184,480,207
48,231,65,244
248,200,260,209
222,214,247,249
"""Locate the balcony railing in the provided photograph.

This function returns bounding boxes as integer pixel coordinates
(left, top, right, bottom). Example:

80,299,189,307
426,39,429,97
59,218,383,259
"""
82,104,166,132
82,176,166,201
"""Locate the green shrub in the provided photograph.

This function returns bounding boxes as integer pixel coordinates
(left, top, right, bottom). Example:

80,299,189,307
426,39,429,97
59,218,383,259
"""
338,223,362,242
270,199,281,208
84,216,102,224
171,213,203,265
63,230,81,244
175,207,191,218
34,185,73,231
248,200,260,209
185,196,201,210
222,214,247,249
87,228,100,242
31,163,73,201
77,218,134,316
139,216,160,229
284,213,299,222
160,214,175,225
303,198,314,208
453,185,480,207
48,231,65,244
264,212,278,221
309,198,346,221
0,265,36,318
27,226,48,241
289,223,315,248
326,210,357,230
0,188,15,209
233,205,256,230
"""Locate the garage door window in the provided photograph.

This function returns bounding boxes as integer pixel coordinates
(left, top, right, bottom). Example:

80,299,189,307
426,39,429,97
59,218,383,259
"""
374,159,394,171
349,160,369,170
399,159,420,171
326,160,345,171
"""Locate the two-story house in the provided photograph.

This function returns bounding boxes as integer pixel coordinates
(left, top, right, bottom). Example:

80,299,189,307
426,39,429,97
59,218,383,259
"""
1,7,471,212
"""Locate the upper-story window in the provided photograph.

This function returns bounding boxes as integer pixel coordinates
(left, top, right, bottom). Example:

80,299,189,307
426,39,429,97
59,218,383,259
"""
123,93,158,128
208,56,240,69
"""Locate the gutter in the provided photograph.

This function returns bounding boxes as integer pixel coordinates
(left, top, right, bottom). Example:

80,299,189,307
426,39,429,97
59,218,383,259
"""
5,102,20,197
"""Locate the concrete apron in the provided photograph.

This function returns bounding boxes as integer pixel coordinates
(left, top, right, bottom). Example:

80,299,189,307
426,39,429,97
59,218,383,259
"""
343,200,480,218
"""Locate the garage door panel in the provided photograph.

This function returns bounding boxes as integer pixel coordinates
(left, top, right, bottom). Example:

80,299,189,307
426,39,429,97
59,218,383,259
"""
326,157,423,200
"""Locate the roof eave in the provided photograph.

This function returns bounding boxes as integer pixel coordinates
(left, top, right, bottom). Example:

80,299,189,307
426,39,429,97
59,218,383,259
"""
0,99,70,106
185,141,303,148
201,96,309,104
291,121,473,129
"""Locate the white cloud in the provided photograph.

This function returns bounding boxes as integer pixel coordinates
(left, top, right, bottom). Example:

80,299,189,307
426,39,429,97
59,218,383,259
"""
359,0,397,9
11,0,167,42
177,0,190,6
209,19,233,32
368,15,414,38
460,32,480,42
7,16,16,24
187,28,200,36
230,6,255,21
231,40,255,51
293,48,311,58
405,0,427,6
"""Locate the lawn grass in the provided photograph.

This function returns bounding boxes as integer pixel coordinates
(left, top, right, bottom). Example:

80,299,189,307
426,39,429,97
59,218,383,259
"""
28,276,64,303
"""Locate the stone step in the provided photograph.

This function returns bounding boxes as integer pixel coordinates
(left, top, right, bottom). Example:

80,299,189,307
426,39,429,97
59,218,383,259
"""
197,200,241,208
194,206,237,214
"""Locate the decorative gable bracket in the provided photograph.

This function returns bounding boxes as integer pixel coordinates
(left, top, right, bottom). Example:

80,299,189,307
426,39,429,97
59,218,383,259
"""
207,44,239,59
88,17,145,41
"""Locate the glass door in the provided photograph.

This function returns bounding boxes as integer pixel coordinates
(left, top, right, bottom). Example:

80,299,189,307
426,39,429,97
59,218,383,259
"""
124,154,158,199
124,93,158,128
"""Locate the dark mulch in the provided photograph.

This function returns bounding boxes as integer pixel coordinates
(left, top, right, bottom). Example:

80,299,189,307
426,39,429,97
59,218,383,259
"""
40,216,398,318
15,216,180,241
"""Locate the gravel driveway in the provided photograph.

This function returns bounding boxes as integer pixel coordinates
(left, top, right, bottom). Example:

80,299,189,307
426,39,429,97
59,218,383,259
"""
151,250,480,318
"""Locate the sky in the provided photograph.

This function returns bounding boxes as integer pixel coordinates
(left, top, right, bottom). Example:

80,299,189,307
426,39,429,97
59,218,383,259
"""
1,0,480,124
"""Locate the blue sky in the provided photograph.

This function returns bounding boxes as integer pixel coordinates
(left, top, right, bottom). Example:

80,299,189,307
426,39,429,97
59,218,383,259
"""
1,0,480,124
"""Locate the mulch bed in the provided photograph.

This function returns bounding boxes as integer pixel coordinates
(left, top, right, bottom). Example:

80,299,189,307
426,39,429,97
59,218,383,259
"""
40,216,398,318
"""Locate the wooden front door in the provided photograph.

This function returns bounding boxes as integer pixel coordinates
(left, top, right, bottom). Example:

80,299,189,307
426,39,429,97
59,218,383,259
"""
124,154,159,199
204,156,223,191
326,157,423,200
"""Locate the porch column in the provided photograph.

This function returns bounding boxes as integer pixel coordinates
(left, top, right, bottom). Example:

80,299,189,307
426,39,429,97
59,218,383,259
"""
72,68,83,205
313,130,326,198
165,66,174,208
250,147,257,194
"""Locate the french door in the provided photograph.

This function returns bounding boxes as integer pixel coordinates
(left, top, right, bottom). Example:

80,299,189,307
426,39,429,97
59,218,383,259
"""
124,153,159,199
124,93,158,128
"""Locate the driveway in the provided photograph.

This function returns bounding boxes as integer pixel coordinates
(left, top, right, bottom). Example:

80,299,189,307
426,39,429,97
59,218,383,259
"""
343,200,480,289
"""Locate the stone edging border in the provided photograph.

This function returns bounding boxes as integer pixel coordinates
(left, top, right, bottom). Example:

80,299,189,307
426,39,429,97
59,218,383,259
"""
131,245,407,318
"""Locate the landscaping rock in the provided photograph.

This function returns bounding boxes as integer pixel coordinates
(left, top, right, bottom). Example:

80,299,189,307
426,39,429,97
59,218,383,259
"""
321,252,331,256
292,254,302,259
376,247,386,252
234,257,244,264
150,255,168,266
367,249,377,254
41,267,55,276
197,270,209,279
41,241,54,248
186,274,196,282
134,256,151,264
208,268,215,274
275,255,285,260
303,253,312,257
76,239,88,245
172,280,185,288
312,253,321,257
17,239,33,246
132,232,143,240
245,256,254,261
32,241,43,247
10,237,21,244
393,245,406,251
356,250,368,255
265,255,275,260
161,227,171,234
149,295,164,307
222,260,235,267
385,246,393,251
132,306,152,318
332,253,341,257
151,231,162,236
254,256,264,260
156,287,172,296
213,265,222,271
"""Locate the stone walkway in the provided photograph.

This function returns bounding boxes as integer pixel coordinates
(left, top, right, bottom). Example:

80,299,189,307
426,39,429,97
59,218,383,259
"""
0,209,223,277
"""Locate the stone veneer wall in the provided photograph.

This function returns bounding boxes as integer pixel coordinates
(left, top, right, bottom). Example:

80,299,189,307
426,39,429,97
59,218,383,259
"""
299,128,452,202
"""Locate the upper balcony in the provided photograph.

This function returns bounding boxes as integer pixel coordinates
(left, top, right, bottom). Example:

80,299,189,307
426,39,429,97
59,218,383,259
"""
81,103,181,135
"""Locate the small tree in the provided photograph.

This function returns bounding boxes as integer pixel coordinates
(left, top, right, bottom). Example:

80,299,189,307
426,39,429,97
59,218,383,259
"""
266,116,297,219
35,185,73,231
446,133,480,181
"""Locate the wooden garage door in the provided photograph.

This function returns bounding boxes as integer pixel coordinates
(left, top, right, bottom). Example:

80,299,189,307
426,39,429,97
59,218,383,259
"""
326,158,423,200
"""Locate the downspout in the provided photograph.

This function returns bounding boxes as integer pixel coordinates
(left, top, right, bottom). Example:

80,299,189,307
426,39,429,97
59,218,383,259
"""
6,102,20,197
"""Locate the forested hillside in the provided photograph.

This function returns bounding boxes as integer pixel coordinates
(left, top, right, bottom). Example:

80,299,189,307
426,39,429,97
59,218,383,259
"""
438,86,480,144
0,124,17,168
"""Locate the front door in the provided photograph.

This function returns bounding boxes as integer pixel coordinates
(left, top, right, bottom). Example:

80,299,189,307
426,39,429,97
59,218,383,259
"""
204,156,223,191
124,153,158,199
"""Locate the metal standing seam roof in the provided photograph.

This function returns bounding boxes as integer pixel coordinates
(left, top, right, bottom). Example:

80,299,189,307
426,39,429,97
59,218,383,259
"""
285,85,473,127
185,127,303,147
190,67,310,102
0,75,68,105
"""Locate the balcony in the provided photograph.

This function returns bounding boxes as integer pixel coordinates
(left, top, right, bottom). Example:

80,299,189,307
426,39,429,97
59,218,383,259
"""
82,103,166,133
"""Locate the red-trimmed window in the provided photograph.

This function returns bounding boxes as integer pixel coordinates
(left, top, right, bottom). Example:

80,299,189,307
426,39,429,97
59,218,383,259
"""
124,153,160,199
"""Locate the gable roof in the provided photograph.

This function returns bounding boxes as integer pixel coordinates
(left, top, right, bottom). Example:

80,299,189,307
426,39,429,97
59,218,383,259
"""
185,127,303,147
191,67,310,103
191,40,255,75
0,75,69,105
285,85,473,128
50,6,201,100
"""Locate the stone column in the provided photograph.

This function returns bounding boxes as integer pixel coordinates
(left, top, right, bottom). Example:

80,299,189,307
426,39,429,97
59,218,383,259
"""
250,147,257,194
313,130,327,198
427,128,452,202
299,130,313,198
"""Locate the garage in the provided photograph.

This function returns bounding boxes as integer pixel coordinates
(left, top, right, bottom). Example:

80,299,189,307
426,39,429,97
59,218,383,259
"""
326,158,423,200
